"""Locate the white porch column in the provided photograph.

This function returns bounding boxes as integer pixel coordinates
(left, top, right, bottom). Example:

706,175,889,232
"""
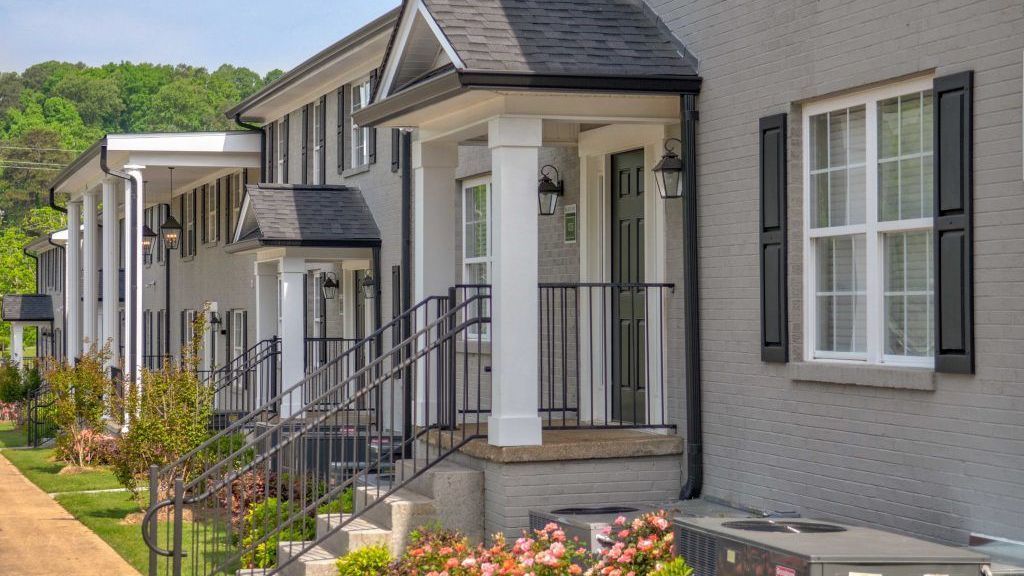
10,324,24,365
412,138,457,425
487,116,543,446
66,200,82,361
82,188,99,351
124,166,145,379
279,256,306,417
255,261,279,406
102,177,120,367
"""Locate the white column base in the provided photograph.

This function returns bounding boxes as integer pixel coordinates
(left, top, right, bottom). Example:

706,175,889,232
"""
487,415,543,447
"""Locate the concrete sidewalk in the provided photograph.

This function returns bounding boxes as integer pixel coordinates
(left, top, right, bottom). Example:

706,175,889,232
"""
0,451,139,576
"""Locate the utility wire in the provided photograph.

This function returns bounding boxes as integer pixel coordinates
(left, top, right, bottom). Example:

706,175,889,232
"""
0,145,82,153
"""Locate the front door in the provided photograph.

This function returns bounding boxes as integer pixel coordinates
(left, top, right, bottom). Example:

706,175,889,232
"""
610,149,646,424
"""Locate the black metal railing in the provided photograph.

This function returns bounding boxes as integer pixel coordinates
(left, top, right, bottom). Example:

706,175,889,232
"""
26,380,56,448
142,289,491,576
205,338,280,429
539,282,675,429
304,337,360,374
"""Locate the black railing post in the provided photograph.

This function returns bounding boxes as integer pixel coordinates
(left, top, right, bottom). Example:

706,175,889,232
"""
172,478,184,576
147,465,159,576
446,287,457,430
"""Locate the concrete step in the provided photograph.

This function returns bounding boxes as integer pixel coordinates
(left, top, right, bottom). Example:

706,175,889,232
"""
353,485,437,554
275,541,337,576
397,459,484,543
315,513,392,556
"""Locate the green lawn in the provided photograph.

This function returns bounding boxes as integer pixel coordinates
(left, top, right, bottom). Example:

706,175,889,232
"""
56,490,236,576
0,447,122,493
0,421,26,448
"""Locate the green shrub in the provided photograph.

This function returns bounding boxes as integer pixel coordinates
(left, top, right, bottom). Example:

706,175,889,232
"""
318,486,354,515
654,557,695,576
113,310,212,495
336,545,390,576
46,346,115,467
240,497,316,569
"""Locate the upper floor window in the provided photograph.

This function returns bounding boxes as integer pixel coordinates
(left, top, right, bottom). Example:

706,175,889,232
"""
804,77,934,368
313,99,323,183
277,118,288,183
182,190,196,258
351,79,371,167
203,181,219,244
228,172,243,237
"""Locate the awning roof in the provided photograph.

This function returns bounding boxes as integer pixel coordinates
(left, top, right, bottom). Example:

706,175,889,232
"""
1,295,54,323
228,184,382,253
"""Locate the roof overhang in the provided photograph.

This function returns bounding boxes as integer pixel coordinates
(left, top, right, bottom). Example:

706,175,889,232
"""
51,131,260,204
1,294,54,324
355,66,700,128
226,9,400,124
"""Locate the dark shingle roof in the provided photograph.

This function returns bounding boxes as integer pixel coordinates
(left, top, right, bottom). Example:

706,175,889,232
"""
422,0,696,78
235,184,381,249
1,295,54,322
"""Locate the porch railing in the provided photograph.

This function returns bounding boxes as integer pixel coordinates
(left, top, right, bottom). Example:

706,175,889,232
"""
539,282,675,430
303,336,360,374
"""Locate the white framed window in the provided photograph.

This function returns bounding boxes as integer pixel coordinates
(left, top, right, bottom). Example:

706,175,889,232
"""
350,79,371,167
183,190,196,258
277,118,288,183
231,309,246,360
313,99,323,182
204,182,218,244
803,76,935,368
462,176,491,338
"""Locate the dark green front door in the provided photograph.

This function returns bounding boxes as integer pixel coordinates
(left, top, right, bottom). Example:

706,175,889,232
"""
611,149,646,424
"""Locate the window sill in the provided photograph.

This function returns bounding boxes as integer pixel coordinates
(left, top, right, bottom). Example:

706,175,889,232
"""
788,361,935,391
342,164,371,179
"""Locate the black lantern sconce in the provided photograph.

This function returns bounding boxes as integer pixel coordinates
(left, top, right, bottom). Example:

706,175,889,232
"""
141,224,157,264
209,311,222,327
322,272,340,300
537,164,564,216
653,138,685,199
160,214,182,251
361,274,376,300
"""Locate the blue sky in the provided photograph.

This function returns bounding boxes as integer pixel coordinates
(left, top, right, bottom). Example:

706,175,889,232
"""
0,1,400,75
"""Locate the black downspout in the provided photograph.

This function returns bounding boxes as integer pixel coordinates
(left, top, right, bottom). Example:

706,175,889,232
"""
679,94,703,501
234,113,265,183
49,187,67,214
101,143,141,378
400,130,413,457
371,245,383,354
160,203,172,357
47,187,67,360
24,247,39,292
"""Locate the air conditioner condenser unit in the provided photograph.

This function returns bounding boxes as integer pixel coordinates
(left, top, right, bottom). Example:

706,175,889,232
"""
529,505,656,553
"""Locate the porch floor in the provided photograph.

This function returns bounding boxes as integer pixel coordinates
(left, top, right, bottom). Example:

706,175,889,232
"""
420,423,683,463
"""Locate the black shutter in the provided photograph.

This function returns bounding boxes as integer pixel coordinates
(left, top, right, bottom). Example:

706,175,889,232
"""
934,71,974,374
759,113,788,363
180,310,186,348
281,116,290,183
337,86,348,174
301,104,311,184
200,185,208,244
265,123,275,183
225,310,232,363
318,96,327,185
367,71,378,164
242,310,248,350
215,179,221,242
224,175,232,240
179,195,186,257
391,128,401,173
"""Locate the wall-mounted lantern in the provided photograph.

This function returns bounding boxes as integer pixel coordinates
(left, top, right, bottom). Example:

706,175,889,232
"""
209,311,222,327
322,272,340,300
537,164,564,216
141,225,157,263
160,214,182,251
652,138,685,199
361,274,376,300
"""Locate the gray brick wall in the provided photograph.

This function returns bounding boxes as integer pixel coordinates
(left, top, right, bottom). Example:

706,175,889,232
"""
645,0,1024,545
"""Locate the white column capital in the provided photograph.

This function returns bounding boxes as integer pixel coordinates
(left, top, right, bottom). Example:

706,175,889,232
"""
279,256,306,275
123,164,146,173
411,138,458,169
487,116,543,149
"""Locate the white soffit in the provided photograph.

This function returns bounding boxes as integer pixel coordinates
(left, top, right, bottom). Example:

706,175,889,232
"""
379,0,464,98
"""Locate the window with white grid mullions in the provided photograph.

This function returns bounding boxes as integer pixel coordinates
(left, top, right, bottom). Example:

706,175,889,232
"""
804,77,934,367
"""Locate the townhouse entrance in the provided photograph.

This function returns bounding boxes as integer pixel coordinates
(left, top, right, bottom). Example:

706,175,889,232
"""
610,149,646,425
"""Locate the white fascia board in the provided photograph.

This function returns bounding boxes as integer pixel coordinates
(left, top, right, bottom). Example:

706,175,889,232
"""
379,0,465,99
106,131,260,154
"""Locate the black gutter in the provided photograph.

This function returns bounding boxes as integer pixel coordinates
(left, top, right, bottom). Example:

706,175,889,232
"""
233,114,265,183
679,94,703,501
100,143,141,376
458,70,702,94
49,187,67,214
400,129,413,455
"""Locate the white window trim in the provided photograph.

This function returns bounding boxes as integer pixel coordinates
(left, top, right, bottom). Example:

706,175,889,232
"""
205,183,218,244
461,175,491,339
802,75,935,369
184,191,196,257
350,79,371,168
277,119,288,184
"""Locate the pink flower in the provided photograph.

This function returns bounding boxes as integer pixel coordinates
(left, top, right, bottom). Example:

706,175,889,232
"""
613,516,627,526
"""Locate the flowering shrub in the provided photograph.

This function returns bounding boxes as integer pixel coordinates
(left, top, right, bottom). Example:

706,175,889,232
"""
387,522,592,576
46,347,116,467
55,428,119,466
652,557,694,576
586,511,675,576
0,401,18,421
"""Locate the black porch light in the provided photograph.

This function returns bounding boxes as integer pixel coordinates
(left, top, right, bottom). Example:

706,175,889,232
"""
160,214,182,251
141,224,157,260
652,137,685,199
209,311,222,326
361,274,376,300
322,272,340,300
537,164,564,216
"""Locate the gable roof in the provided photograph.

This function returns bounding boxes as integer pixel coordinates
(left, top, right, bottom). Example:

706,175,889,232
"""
2,295,54,323
227,184,382,253
424,0,696,79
